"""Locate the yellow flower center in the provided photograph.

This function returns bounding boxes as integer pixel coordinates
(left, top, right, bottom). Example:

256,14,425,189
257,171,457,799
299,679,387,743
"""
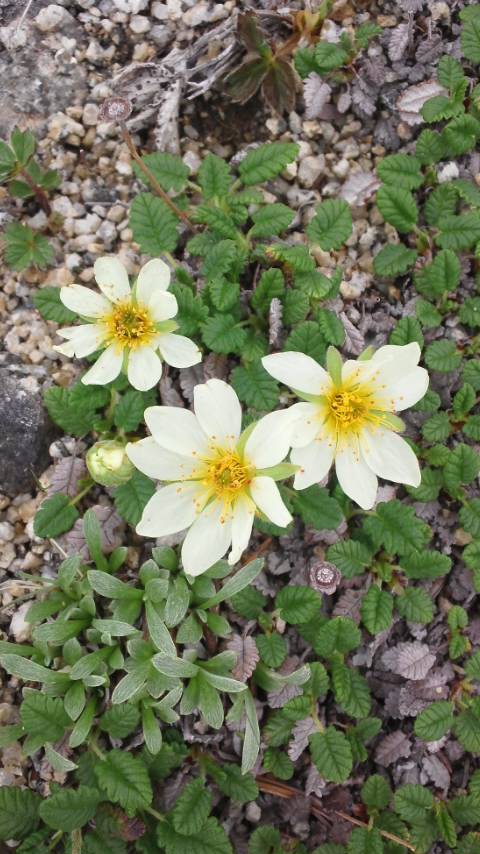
105,300,156,350
328,389,369,427
324,380,388,438
203,451,252,503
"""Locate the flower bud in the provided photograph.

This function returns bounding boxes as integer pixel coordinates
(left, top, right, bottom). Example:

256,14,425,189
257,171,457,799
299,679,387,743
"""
86,440,134,487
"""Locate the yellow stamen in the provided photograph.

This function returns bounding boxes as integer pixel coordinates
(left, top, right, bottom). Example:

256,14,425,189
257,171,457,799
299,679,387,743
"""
104,299,156,350
202,450,252,503
325,380,391,438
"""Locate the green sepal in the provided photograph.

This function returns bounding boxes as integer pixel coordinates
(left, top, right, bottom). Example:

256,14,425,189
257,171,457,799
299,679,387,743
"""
326,346,343,386
256,463,299,481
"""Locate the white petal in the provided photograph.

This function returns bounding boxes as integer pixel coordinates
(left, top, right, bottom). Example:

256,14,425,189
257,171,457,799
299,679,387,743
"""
136,258,171,303
193,379,242,449
334,439,378,510
136,482,207,537
244,408,297,469
289,402,324,448
81,343,123,386
372,342,421,370
262,351,331,396
181,500,233,576
158,333,201,369
126,437,198,481
144,406,210,458
147,291,178,322
60,284,111,318
53,340,76,357
292,440,335,489
229,495,255,566
378,367,429,412
360,428,421,487
57,324,105,358
249,476,292,528
94,256,131,303
127,346,163,391
344,342,422,389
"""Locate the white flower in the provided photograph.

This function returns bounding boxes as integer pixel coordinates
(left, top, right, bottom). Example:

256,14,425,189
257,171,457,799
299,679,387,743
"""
262,343,429,511
126,379,297,576
54,257,201,391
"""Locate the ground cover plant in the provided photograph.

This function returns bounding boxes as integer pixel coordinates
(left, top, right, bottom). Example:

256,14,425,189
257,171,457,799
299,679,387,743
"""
1,1,480,853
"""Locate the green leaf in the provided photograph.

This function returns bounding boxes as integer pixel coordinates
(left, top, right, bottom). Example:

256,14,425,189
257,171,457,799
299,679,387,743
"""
307,199,353,250
201,314,246,354
463,359,480,390
360,586,393,635
171,283,208,336
436,212,480,251
33,286,76,323
377,154,423,190
250,203,294,238
198,153,231,199
425,339,462,372
414,701,454,741
394,784,434,822
275,585,321,624
400,550,451,580
99,704,141,739
462,15,480,61
87,570,139,600
361,775,392,810
239,142,299,186
292,485,343,531
208,278,240,312
210,763,258,803
263,748,294,781
20,692,70,742
251,268,285,313
0,654,70,686
331,661,371,719
460,500,480,537
172,777,212,836
5,223,54,271
316,309,345,346
0,787,41,841
327,539,371,578
389,317,423,347
11,128,36,165
285,321,326,363
313,617,361,658
157,816,233,854
114,471,155,526
231,361,279,411
421,412,451,443
281,289,309,325
460,296,480,328
438,55,466,90
363,500,428,555
43,383,109,437
294,269,334,299
442,114,480,156
129,192,179,254
134,152,189,192
33,492,79,537
415,129,445,164
256,634,287,668
422,93,463,123
242,688,261,774
453,383,476,417
425,184,457,227
444,443,480,489
464,415,480,440
346,827,383,854
454,698,480,752
114,389,155,432
414,249,460,298
376,186,418,232
201,559,264,608
396,588,434,624
373,244,417,277
309,727,353,783
39,787,100,832
313,41,349,73
94,750,152,816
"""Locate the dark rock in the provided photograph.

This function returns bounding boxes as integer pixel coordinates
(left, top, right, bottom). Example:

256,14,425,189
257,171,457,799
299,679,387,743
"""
0,367,56,495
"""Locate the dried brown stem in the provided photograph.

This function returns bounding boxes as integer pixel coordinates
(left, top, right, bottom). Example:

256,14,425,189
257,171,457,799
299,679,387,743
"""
20,167,51,216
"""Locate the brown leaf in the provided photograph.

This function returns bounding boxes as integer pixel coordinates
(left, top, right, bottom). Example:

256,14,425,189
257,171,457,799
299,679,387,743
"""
388,22,410,62
303,73,332,119
397,81,447,125
225,57,268,104
288,717,317,762
159,375,184,407
47,457,87,498
340,313,365,355
339,172,380,207
227,633,259,681
60,503,125,557
179,364,204,404
238,12,268,54
374,731,412,767
382,642,436,681
262,58,297,114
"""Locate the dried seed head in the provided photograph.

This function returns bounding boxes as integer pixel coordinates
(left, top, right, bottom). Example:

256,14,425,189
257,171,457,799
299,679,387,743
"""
99,96,132,123
309,560,341,595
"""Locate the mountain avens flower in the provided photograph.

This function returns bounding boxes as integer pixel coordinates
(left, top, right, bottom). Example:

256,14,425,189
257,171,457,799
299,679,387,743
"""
262,343,428,510
86,439,135,487
54,257,201,391
126,379,297,576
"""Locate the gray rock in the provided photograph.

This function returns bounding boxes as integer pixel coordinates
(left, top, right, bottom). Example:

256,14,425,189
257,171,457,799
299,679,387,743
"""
0,367,56,496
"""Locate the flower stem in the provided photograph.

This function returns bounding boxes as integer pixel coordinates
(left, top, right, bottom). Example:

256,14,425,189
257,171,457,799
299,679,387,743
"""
70,479,94,506
20,167,52,216
48,830,64,851
145,805,165,822
119,122,194,229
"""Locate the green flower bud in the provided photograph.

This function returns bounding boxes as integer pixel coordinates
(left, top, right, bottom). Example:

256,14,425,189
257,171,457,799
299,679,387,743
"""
86,440,134,487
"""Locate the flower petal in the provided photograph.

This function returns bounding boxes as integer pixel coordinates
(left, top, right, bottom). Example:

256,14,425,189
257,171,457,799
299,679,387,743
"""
136,481,206,537
148,291,178,322
60,284,111,318
181,500,233,576
144,406,210,458
57,324,105,358
249,476,292,528
193,379,242,448
344,341,422,389
157,333,201,369
289,401,325,448
334,438,378,510
360,428,421,487
136,258,171,303
378,367,429,412
262,351,331,396
81,343,123,386
229,495,255,566
126,437,198,481
127,346,163,391
292,440,334,489
94,256,131,303
244,408,297,469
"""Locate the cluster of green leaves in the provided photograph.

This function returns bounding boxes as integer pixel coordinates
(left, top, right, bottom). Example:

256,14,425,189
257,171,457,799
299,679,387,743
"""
1,127,59,270
294,22,382,81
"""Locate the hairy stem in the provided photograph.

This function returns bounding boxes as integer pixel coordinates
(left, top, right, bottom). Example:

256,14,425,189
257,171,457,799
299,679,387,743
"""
20,167,52,216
